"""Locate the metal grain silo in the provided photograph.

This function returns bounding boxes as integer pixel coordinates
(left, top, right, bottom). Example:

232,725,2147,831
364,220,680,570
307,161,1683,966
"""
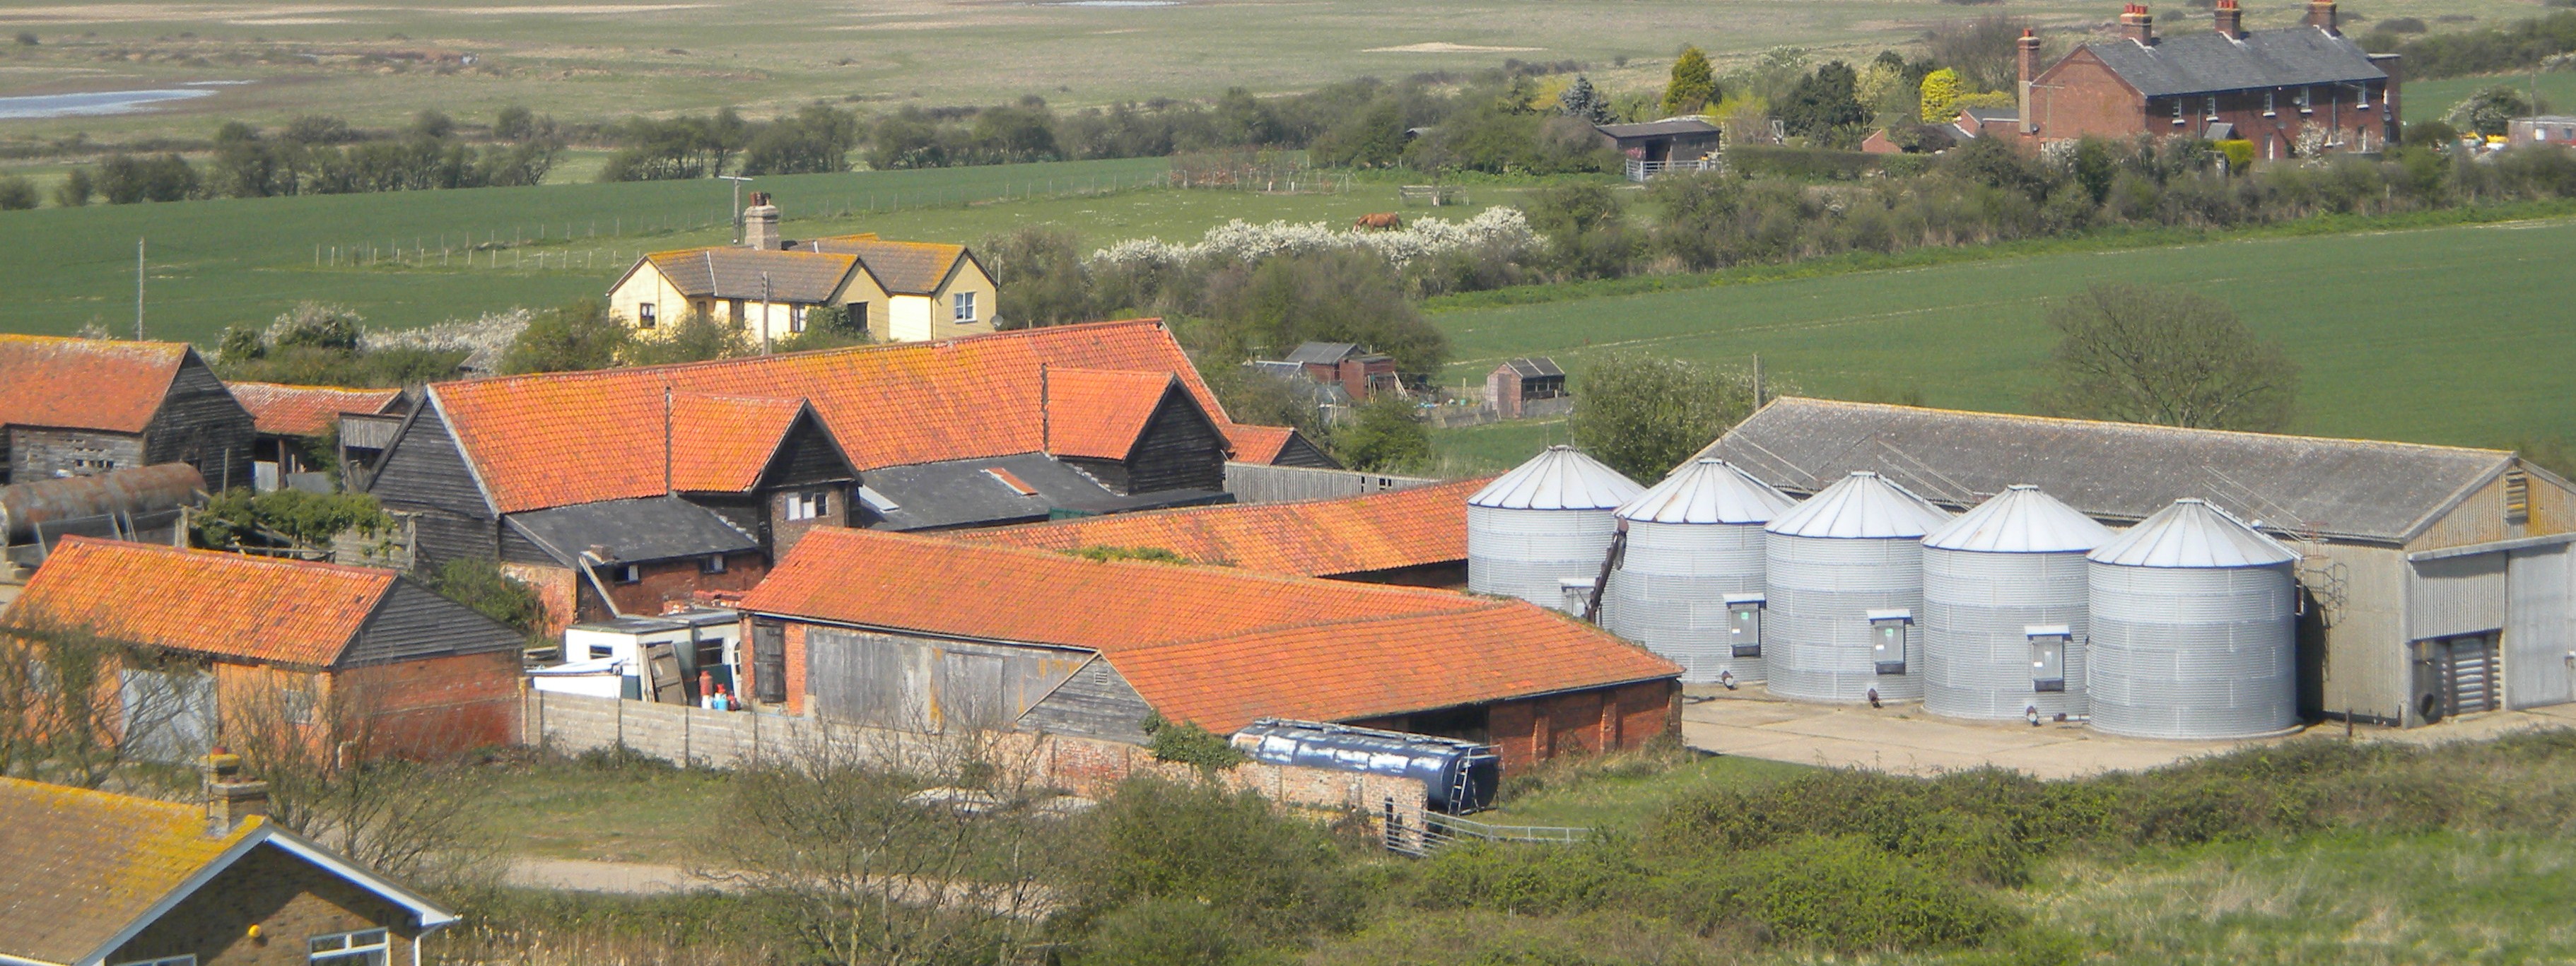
2086,498,2300,740
1467,445,1644,611
1921,485,2116,721
1763,471,1955,704
1603,459,1794,684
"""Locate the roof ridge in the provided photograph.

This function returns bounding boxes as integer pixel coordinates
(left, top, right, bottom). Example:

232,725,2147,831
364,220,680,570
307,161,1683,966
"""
1778,397,2513,459
807,526,1492,603
0,774,204,820
45,536,400,581
1108,599,1516,653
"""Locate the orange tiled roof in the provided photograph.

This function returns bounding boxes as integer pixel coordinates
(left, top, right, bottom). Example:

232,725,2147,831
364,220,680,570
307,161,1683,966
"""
228,382,403,437
955,478,1490,577
0,335,190,435
668,393,812,493
739,528,1678,732
1226,424,1295,464
4,538,393,668
430,320,1255,514
1045,368,1176,460
0,777,262,964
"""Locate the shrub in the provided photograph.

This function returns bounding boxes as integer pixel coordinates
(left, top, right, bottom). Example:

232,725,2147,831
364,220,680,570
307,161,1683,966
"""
1140,712,1248,771
1070,898,1258,966
1726,836,2017,952
1059,777,1362,943
52,167,91,207
1410,840,1653,917
423,558,546,636
2215,138,2256,171
0,175,34,211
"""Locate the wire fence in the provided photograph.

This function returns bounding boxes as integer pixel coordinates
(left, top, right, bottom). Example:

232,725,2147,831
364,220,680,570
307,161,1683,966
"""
310,169,1179,271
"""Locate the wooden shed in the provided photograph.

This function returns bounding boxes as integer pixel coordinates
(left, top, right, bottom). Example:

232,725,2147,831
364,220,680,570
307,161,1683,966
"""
0,336,254,490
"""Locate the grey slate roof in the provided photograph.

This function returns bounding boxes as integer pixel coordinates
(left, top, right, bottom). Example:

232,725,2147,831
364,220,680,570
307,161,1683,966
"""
1284,342,1362,366
1501,357,1564,379
1595,118,1721,139
798,237,969,295
647,248,857,303
506,495,761,565
861,452,1231,531
2081,26,2384,98
1960,107,2019,124
1694,399,2512,546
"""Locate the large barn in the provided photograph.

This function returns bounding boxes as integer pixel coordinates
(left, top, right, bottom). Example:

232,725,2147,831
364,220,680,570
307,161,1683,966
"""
1697,399,2576,727
952,478,1489,587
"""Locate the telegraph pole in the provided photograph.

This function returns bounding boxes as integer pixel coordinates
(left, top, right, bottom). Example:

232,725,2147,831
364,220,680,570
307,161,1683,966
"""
719,175,755,243
134,237,145,341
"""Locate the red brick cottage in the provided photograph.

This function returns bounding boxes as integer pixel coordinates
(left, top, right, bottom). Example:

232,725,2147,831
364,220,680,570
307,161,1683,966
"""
2019,1,2400,158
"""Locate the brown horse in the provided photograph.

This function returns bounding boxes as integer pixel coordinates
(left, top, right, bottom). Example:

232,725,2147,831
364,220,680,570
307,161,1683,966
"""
1352,212,1403,230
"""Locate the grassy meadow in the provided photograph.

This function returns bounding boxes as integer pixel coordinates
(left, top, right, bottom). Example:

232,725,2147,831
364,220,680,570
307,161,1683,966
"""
1426,211,2576,470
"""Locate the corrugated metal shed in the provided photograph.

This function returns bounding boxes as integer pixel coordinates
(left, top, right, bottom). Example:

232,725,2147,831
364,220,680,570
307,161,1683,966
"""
1697,399,2511,545
505,496,760,565
1284,342,1362,366
1470,446,1643,511
1595,118,1721,139
1923,485,2115,553
1617,459,1791,525
2088,498,2297,568
2083,26,2384,98
1765,471,1952,539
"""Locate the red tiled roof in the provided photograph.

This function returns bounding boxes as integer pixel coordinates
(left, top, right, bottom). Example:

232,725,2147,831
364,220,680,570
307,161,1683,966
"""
669,393,810,493
0,335,189,435
431,320,1260,514
228,382,404,437
1044,368,1175,461
955,478,1489,577
740,528,1678,732
4,538,392,668
1226,424,1296,464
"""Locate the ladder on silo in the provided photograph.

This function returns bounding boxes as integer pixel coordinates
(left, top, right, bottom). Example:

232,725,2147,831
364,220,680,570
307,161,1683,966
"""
2200,464,2348,624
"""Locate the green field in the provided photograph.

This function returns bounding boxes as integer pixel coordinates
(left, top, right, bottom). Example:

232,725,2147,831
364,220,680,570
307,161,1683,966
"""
1428,213,2576,464
0,157,1538,341
2406,71,2576,124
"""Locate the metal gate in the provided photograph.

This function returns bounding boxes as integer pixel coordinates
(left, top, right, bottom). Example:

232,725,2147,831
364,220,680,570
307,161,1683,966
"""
2421,634,2502,720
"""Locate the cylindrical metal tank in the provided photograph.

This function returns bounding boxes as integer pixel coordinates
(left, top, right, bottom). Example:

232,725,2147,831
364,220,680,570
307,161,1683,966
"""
1603,459,1793,684
0,462,206,543
1231,718,1503,813
1921,485,2116,721
1468,445,1643,611
1763,471,1954,703
2086,497,2300,740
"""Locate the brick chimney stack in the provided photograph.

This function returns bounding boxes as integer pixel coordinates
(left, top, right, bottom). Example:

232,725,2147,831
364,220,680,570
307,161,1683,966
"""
2214,0,2244,39
2119,4,2155,45
742,191,780,250
2306,0,2338,33
2018,29,2042,133
200,749,269,837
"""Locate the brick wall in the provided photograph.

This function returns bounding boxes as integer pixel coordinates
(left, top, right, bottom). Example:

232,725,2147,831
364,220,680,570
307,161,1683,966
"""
599,551,768,618
1485,679,1678,774
522,690,1430,847
106,843,421,966
500,562,582,639
342,651,523,757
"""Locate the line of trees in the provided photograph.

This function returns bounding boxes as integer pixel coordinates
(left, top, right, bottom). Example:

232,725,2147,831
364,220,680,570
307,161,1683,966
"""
53,107,563,205
2364,9,2576,81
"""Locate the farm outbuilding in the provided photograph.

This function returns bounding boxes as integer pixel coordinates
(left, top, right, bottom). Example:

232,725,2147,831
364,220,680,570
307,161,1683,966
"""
952,477,1490,587
2,538,527,760
0,335,254,490
1697,399,2576,728
1485,358,1567,420
227,381,405,492
736,528,1681,774
0,462,204,570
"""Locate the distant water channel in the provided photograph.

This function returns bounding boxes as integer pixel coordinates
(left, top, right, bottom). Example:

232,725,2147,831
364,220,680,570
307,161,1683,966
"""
0,88,217,119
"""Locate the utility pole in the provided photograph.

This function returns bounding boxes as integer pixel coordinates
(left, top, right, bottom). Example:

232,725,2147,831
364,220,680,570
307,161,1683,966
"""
719,175,755,244
1751,353,1764,410
134,237,145,341
759,271,773,355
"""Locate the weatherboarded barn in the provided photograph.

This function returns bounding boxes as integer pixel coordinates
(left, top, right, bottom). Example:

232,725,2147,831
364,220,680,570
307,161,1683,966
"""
0,335,255,490
737,529,1680,773
1698,399,2576,727
954,477,1490,587
228,381,405,491
3,538,527,758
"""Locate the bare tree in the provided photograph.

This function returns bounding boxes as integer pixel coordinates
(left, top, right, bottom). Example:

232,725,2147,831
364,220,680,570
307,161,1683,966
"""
2032,283,2299,432
1924,14,2032,93
222,675,500,890
718,722,1057,966
0,621,205,789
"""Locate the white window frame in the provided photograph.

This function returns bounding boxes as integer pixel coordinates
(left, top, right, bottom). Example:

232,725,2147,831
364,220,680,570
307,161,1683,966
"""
613,564,641,584
637,302,657,329
789,304,807,334
784,490,831,522
701,553,727,575
2206,95,2220,119
952,291,977,324
115,957,198,966
2297,86,2313,114
2356,85,2370,108
310,928,390,965
2172,99,2186,124
2263,90,2276,117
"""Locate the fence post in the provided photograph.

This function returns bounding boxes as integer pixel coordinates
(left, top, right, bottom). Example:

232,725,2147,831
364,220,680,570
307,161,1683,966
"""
615,697,624,749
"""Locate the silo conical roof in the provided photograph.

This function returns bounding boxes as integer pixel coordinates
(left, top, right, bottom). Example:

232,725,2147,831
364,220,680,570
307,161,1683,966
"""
1468,445,1644,510
2087,498,2298,567
1764,471,1953,538
1924,484,2116,553
1617,459,1793,524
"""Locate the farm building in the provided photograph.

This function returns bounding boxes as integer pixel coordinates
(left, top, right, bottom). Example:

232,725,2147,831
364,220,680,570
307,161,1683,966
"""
735,528,1680,772
365,320,1323,627
0,335,254,490
1696,398,2576,728
0,463,204,570
1282,341,1403,399
2016,1,2400,157
2511,116,2576,145
227,381,405,492
1,538,527,759
606,192,1000,344
0,767,457,966
954,477,1491,586
1594,118,1723,180
1485,358,1567,420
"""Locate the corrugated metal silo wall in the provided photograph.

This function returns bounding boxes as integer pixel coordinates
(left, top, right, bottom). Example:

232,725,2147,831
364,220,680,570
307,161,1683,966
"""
1923,547,2090,720
1764,533,1926,702
1603,519,1766,683
2088,562,2298,739
1467,505,1619,611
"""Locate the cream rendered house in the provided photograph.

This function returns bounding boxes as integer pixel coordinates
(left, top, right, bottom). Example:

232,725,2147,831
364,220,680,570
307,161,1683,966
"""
607,195,999,345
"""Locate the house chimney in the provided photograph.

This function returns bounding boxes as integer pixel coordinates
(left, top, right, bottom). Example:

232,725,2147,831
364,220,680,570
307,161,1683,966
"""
2119,3,2155,45
2305,0,2337,33
2018,28,2042,133
742,192,780,250
199,749,268,837
2214,0,2244,39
